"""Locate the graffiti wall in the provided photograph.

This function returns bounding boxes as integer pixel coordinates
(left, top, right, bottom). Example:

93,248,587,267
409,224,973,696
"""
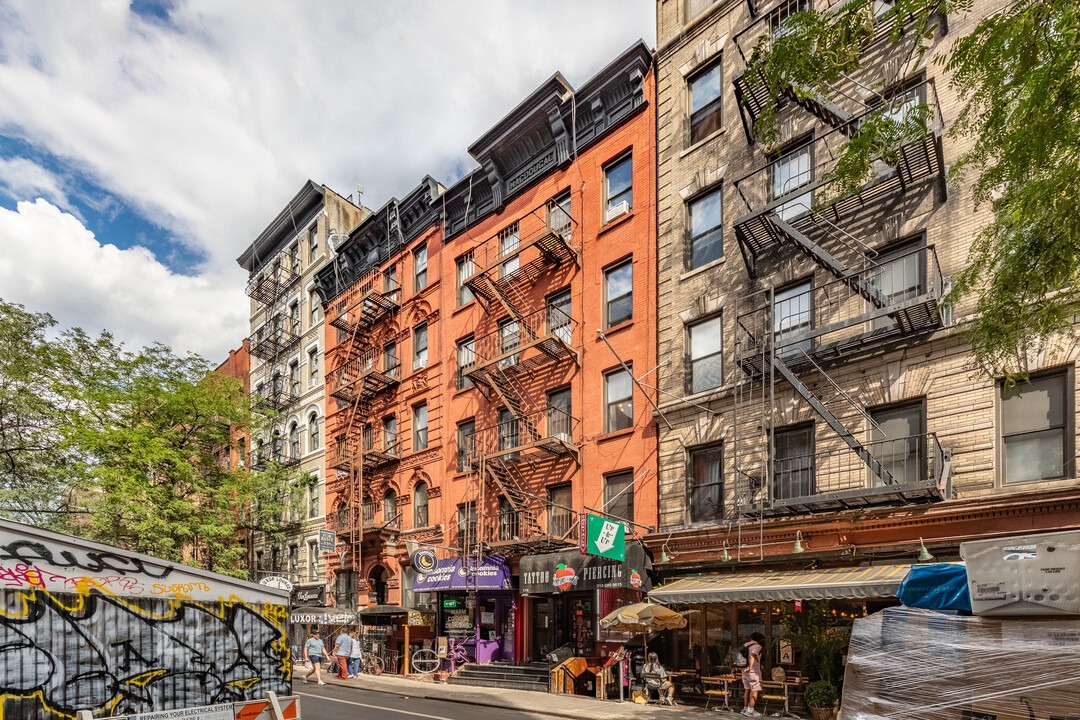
0,520,290,720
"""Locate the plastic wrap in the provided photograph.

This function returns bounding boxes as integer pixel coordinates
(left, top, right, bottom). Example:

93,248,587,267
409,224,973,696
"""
839,607,1080,720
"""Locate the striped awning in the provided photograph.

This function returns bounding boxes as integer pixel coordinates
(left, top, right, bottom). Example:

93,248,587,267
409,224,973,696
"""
649,564,912,604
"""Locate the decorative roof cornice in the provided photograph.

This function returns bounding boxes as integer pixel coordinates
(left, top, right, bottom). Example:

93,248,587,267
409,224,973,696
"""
236,180,325,274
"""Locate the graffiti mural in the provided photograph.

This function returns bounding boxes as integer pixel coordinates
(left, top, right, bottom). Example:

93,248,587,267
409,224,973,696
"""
0,520,290,720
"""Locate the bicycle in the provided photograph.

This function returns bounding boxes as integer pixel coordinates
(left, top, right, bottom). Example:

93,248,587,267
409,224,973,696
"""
359,651,384,675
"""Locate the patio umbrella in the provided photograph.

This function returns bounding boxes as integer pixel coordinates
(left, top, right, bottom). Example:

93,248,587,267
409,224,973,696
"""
600,602,687,654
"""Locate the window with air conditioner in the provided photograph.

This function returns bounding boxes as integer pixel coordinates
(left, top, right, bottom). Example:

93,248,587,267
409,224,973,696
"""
308,348,319,387
604,154,633,221
413,323,427,370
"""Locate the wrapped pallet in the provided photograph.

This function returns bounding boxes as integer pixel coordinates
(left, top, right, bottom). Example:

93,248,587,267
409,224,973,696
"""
839,607,1080,720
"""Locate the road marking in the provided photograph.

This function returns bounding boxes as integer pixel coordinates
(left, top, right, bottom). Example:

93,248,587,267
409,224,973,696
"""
294,691,455,720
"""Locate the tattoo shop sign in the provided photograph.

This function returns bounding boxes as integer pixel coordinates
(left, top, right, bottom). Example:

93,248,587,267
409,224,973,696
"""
0,519,287,605
519,542,652,595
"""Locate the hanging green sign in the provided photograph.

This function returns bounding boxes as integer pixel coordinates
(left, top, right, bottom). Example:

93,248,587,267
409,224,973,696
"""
580,513,626,561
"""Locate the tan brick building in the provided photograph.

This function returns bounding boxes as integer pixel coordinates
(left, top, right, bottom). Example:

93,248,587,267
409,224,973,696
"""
646,0,1080,683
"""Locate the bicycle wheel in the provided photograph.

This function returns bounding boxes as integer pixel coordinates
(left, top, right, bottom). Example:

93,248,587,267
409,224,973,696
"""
411,649,439,674
371,655,384,674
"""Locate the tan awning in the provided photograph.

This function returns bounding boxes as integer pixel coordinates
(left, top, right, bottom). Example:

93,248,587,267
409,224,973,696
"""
649,564,911,604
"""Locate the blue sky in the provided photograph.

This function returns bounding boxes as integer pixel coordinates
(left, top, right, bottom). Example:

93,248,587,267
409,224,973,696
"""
0,0,654,359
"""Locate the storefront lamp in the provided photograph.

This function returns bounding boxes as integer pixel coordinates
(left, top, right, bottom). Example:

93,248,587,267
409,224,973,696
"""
660,548,671,563
917,538,934,562
792,531,805,554
721,543,731,563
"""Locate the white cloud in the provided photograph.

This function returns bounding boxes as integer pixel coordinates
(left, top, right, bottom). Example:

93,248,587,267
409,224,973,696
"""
0,1,654,358
0,157,71,211
0,199,248,359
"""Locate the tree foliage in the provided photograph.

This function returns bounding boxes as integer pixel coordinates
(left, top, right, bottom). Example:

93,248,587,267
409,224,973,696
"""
743,0,1080,378
0,298,309,578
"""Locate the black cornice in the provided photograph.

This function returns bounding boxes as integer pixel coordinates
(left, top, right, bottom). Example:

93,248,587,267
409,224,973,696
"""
312,176,442,306
236,180,325,274
441,40,652,243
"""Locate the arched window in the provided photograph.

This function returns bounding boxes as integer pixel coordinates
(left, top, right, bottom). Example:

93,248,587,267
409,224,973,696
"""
414,482,428,528
271,430,283,460
309,413,320,451
289,422,300,458
384,490,397,527
336,503,349,531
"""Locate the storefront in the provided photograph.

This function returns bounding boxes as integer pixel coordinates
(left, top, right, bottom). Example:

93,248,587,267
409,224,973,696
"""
519,541,652,661
647,564,908,703
411,555,515,664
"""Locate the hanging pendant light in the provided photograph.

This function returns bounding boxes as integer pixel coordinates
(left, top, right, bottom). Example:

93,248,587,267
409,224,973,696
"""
792,531,804,554
917,538,934,562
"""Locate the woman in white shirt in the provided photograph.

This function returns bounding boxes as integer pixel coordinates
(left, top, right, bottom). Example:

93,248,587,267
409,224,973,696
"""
347,629,363,678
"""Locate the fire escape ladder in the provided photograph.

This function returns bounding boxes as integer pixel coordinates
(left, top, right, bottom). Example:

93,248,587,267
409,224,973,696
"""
769,215,889,308
784,83,857,136
770,353,894,486
485,458,544,536
487,368,542,444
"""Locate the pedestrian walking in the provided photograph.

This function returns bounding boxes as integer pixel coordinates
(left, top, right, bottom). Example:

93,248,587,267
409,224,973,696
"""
303,630,327,686
741,632,765,716
348,629,363,677
333,627,353,680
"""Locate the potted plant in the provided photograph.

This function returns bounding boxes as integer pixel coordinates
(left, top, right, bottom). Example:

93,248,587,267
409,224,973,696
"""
804,680,839,720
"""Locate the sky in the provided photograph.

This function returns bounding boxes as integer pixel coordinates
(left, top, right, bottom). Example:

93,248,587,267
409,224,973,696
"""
0,0,655,361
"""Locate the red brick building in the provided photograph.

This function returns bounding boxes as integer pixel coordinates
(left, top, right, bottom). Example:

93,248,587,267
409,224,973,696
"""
313,41,658,665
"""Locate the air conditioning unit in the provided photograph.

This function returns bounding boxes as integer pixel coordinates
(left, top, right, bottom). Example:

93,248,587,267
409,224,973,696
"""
555,432,572,444
960,530,1080,616
605,201,630,223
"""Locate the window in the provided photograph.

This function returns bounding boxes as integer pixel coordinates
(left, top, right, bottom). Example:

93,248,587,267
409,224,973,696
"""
289,423,300,458
773,424,814,501
383,415,398,455
498,317,520,368
362,494,374,526
871,238,926,329
457,502,477,550
309,226,319,262
498,496,517,541
772,141,814,221
307,541,318,581
414,245,428,291
457,336,475,389
875,77,926,127
288,244,299,274
362,423,373,452
690,445,724,522
1001,371,1070,484
413,403,428,451
774,280,813,358
308,348,319,385
309,481,319,518
547,387,572,442
689,61,723,144
688,0,718,20
309,413,320,451
238,437,246,466
384,490,398,527
605,367,634,432
873,0,896,20
413,323,428,370
870,401,926,485
771,0,809,38
385,265,399,295
457,418,476,472
547,484,573,537
604,154,633,216
548,192,572,241
498,223,519,279
290,301,300,334
547,290,572,345
288,545,298,578
497,407,519,460
307,292,318,327
689,315,723,394
384,341,398,378
414,481,429,527
290,361,300,396
605,471,634,531
688,187,724,269
604,259,633,327
457,251,475,305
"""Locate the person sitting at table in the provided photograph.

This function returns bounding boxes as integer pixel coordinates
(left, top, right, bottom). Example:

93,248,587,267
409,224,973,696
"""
641,652,677,706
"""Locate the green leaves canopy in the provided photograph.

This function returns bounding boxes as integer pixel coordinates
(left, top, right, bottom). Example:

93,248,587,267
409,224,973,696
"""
0,299,310,577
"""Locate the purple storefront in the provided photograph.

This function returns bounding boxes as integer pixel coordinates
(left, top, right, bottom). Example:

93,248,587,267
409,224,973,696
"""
412,555,515,664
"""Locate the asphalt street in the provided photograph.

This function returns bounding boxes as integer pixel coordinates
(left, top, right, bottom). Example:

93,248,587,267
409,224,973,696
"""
295,683,555,720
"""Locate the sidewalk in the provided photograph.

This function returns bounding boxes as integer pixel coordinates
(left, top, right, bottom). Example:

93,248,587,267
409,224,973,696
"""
293,665,711,720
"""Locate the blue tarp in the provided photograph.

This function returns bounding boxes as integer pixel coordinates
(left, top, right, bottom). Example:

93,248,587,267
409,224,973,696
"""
897,563,971,612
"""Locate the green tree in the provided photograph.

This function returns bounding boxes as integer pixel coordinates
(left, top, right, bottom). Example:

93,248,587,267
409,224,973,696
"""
743,0,1080,379
0,298,309,578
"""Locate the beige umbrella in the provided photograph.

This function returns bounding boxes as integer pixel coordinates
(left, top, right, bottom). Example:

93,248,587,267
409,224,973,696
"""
600,602,687,654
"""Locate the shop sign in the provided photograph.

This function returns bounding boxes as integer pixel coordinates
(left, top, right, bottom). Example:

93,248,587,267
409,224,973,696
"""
411,556,512,592
258,576,293,592
408,610,436,626
318,529,336,552
290,584,326,606
580,513,626,561
519,542,652,595
442,598,459,609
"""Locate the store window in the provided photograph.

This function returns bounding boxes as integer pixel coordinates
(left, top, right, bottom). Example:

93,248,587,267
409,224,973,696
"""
1000,371,1071,483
